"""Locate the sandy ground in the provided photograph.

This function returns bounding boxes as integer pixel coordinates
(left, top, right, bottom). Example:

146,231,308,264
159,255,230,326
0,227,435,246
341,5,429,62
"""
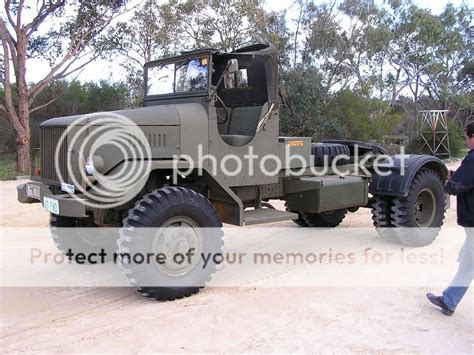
1,161,472,353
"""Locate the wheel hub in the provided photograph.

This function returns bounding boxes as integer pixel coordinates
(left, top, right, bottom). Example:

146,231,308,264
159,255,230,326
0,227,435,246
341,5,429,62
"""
153,216,203,276
414,188,437,227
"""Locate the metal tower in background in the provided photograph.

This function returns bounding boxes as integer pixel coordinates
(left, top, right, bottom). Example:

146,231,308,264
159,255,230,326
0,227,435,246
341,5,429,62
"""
418,110,451,158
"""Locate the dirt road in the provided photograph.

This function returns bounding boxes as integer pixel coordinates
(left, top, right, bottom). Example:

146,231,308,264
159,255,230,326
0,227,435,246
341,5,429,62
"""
1,162,472,353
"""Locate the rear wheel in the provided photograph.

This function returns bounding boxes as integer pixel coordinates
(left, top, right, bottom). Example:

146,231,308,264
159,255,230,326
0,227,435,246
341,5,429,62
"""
300,209,347,227
390,169,445,246
284,202,308,227
371,196,399,243
372,169,445,247
371,196,393,227
118,187,224,301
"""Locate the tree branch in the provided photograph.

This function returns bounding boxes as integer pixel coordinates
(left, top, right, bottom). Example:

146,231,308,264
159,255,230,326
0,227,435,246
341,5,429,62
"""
4,0,16,29
28,53,98,107
25,1,65,38
29,97,56,114
0,18,18,74
27,3,125,102
0,37,21,132
16,0,24,29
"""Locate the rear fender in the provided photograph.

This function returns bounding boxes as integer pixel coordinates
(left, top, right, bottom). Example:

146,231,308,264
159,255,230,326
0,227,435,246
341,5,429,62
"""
369,154,448,198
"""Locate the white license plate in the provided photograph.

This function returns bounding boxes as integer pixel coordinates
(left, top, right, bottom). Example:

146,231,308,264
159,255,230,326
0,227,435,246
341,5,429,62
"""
61,182,75,194
43,197,59,214
26,184,40,199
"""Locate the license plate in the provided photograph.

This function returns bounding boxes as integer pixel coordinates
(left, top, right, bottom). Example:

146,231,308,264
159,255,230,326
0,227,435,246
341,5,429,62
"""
43,197,59,214
26,184,40,199
61,182,75,194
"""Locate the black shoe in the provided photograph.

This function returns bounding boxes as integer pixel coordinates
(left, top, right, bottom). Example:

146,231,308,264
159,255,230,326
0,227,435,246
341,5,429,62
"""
426,293,454,316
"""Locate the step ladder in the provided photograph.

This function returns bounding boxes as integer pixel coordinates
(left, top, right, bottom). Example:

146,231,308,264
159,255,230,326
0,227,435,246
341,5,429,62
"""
242,208,298,226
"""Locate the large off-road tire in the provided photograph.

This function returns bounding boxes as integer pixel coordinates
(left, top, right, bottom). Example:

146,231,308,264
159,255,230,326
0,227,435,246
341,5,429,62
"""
371,196,400,243
50,214,116,262
284,202,308,227
311,143,350,167
300,209,348,227
118,187,224,301
390,169,445,246
371,196,393,227
373,169,445,247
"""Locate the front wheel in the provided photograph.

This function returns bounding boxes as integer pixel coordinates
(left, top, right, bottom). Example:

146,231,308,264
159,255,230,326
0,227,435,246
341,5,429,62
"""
118,187,224,301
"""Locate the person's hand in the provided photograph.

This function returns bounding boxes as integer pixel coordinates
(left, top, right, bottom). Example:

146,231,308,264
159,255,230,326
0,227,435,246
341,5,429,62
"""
445,170,454,186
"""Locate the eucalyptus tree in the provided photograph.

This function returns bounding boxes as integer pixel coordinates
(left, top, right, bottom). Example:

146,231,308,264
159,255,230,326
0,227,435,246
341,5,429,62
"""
118,0,183,102
423,4,473,110
0,0,128,173
303,0,385,105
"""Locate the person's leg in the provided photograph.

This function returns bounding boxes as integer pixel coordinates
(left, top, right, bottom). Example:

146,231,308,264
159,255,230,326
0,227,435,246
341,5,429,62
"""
441,229,473,311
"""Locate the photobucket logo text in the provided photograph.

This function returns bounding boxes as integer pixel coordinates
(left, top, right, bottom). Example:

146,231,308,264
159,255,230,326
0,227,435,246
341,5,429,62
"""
172,144,407,183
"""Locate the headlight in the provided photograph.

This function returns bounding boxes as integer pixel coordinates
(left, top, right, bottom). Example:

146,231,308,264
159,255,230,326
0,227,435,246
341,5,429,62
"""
85,155,104,176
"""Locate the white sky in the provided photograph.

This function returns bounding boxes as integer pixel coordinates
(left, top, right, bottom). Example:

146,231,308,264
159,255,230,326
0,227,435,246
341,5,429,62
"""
22,0,469,85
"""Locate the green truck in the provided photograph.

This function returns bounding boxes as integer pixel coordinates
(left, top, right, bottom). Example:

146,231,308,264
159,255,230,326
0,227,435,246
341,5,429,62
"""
18,44,448,300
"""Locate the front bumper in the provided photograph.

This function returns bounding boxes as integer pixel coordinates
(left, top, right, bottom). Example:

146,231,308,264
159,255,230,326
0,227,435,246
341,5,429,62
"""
17,181,87,217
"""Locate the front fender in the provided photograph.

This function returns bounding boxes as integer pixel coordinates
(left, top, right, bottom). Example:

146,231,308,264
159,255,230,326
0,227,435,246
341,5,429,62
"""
369,154,448,198
101,160,245,226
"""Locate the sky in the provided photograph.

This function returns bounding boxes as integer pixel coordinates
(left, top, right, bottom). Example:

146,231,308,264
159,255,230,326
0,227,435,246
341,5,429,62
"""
21,0,469,85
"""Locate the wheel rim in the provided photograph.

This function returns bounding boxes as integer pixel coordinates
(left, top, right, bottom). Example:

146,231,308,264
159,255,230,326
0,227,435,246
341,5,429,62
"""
414,188,437,227
152,216,203,277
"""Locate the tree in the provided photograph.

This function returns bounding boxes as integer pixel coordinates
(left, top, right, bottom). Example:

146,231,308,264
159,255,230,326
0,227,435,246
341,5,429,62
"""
248,7,293,68
303,0,385,106
377,2,443,113
0,1,127,173
118,0,281,102
119,0,180,102
166,0,268,52
424,4,472,109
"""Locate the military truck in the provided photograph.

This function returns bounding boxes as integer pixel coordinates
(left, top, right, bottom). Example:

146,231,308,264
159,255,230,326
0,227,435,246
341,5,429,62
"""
17,44,448,301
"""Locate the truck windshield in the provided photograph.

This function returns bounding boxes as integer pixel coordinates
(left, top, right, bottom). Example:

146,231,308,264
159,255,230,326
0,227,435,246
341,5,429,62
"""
146,56,209,96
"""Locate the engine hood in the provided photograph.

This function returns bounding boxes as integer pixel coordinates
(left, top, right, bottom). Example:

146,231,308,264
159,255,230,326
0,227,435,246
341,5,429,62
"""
41,105,186,127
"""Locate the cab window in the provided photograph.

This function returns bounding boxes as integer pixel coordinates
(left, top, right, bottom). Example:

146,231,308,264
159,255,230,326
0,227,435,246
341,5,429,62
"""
147,56,209,96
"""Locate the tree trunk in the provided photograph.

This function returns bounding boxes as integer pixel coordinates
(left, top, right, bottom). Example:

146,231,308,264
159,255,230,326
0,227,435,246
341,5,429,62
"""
16,138,31,175
14,112,31,175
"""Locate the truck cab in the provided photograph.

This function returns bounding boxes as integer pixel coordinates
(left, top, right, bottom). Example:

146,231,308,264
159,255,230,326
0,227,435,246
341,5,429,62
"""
144,43,283,186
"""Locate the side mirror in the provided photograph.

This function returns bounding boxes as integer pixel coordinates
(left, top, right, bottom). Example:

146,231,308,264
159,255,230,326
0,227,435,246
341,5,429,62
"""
227,59,239,74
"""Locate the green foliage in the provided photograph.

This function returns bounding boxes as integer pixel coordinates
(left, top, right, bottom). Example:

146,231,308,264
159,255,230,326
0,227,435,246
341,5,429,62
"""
301,0,472,117
0,123,15,153
321,91,403,142
30,80,130,118
27,1,127,65
448,119,465,158
0,80,130,153
280,74,403,142
279,67,327,138
0,153,17,180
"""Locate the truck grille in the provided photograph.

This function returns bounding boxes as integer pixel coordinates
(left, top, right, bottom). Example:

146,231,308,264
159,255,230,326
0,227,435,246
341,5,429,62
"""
41,126,69,182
